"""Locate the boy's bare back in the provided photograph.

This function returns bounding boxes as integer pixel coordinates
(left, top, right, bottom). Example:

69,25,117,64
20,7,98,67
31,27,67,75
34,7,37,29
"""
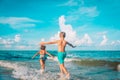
40,32,76,52
57,40,67,52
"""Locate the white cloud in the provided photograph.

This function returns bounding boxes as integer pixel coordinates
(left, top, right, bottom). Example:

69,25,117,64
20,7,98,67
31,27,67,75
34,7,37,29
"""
59,0,99,20
81,34,93,45
50,31,60,41
0,37,14,48
100,35,108,46
0,34,39,50
117,40,120,43
73,33,93,46
0,34,21,48
66,6,99,23
111,40,120,46
97,31,108,35
41,38,45,41
59,15,78,42
15,45,26,49
50,15,93,46
5,44,11,48
111,41,115,45
0,34,21,45
14,34,21,42
0,38,5,44
50,15,78,42
24,29,29,33
0,38,13,45
0,17,39,28
58,0,83,6
79,7,99,17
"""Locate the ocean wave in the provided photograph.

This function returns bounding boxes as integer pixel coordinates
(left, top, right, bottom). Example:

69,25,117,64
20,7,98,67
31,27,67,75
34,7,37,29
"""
72,59,120,72
0,51,120,62
48,57,80,62
0,59,120,80
48,57,120,72
0,60,70,80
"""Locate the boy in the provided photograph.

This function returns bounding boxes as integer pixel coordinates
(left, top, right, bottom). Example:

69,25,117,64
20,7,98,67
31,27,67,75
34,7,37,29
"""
40,32,76,79
32,45,54,74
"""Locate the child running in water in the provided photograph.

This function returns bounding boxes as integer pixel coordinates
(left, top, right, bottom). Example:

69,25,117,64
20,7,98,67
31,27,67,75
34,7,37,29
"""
32,45,54,74
40,32,76,79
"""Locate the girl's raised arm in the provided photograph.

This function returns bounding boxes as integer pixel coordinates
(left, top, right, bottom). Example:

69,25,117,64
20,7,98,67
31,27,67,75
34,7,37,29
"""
32,52,39,59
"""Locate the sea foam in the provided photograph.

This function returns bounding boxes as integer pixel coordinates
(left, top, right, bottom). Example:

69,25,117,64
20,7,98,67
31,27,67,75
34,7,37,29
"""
0,60,62,80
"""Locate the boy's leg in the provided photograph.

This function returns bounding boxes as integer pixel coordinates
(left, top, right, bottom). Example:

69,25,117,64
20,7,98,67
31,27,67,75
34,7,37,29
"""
58,52,69,78
60,64,68,74
58,64,64,77
59,64,64,73
60,64,70,79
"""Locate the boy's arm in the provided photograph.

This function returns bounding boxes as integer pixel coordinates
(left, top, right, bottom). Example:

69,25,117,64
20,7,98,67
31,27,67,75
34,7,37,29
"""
67,42,76,48
40,40,58,45
32,52,39,59
46,51,54,58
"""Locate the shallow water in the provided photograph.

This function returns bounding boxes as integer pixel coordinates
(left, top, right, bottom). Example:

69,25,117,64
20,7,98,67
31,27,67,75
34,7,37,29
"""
0,50,120,80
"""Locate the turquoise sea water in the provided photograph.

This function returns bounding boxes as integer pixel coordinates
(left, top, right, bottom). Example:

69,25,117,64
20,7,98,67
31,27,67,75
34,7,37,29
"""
0,50,120,80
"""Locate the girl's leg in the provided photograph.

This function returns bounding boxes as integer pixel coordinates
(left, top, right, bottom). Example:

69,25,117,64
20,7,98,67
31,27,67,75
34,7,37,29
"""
40,60,45,73
40,60,44,69
43,60,45,69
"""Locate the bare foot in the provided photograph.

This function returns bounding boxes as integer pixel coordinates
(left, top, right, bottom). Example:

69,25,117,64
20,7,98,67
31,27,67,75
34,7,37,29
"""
66,73,70,79
40,69,44,74
57,73,64,77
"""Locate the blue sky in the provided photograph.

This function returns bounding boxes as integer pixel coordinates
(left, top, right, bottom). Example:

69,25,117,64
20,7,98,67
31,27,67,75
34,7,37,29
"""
0,0,120,50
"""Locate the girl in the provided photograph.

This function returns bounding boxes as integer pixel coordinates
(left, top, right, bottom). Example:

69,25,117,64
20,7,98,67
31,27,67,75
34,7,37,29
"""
32,45,54,73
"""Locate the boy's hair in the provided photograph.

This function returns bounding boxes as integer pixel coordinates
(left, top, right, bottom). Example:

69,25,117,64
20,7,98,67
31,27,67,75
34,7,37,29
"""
40,45,46,50
60,32,66,38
